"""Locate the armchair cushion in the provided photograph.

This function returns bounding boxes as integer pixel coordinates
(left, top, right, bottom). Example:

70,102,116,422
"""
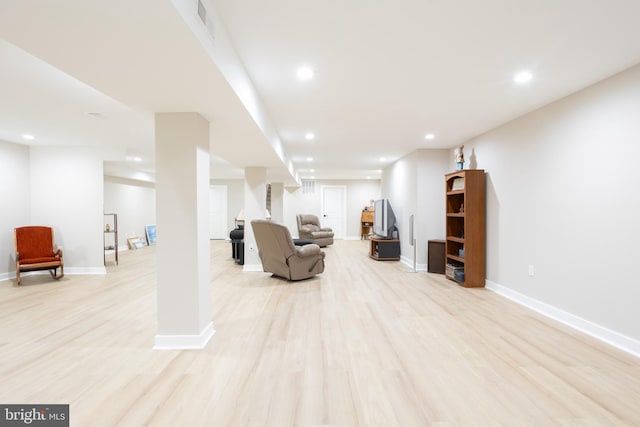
301,224,320,233
14,226,64,285
15,226,58,260
296,243,322,257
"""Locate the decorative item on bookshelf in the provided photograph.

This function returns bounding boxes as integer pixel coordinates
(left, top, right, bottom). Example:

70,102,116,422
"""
446,263,464,280
456,145,465,170
452,177,465,191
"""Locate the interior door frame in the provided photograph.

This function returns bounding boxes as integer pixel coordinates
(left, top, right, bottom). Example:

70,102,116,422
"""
321,185,346,239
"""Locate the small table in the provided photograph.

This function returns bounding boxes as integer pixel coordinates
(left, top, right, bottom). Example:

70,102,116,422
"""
369,237,400,261
427,239,446,274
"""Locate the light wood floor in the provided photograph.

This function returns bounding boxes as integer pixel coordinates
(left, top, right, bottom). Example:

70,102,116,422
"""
1,240,639,426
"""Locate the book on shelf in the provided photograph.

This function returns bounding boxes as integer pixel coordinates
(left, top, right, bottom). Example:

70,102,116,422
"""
445,263,464,279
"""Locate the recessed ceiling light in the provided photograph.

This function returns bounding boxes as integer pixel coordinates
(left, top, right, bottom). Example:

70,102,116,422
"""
366,176,372,179
514,71,533,84
379,157,387,162
309,169,315,172
306,157,313,162
22,134,35,140
305,132,315,140
297,66,314,80
425,133,435,140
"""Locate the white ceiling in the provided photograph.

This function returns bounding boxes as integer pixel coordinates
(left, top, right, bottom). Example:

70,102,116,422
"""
2,0,640,183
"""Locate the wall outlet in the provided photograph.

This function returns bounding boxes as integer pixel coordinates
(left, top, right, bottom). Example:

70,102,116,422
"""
528,265,535,276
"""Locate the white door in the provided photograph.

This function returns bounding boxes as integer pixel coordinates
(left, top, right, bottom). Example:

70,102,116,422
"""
321,185,346,239
209,185,228,239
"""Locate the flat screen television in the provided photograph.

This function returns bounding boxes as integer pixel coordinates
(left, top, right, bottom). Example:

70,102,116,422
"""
373,199,398,239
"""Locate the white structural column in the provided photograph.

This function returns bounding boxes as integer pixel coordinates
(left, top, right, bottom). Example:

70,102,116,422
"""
243,167,268,272
154,112,214,349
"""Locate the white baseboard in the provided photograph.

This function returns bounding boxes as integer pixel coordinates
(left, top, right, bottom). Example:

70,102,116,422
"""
154,321,215,350
486,280,640,358
243,263,264,272
400,255,426,271
65,267,107,275
0,267,107,282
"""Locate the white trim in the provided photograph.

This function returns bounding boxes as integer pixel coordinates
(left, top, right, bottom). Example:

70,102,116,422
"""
0,267,106,282
153,321,215,350
486,280,640,358
399,256,426,271
243,264,264,272
65,267,107,275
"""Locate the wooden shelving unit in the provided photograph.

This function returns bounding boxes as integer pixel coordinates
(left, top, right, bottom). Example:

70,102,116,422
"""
361,210,374,239
104,213,118,266
445,170,485,287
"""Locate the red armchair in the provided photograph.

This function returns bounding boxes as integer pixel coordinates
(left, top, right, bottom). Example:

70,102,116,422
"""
14,226,64,285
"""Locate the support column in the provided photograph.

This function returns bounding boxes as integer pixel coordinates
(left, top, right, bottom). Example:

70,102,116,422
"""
243,167,267,272
154,112,214,349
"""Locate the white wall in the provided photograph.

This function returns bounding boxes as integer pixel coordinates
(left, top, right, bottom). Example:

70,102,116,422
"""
416,150,450,264
211,178,244,233
0,141,30,280
384,155,416,261
104,176,156,248
460,63,640,346
283,180,381,239
103,177,245,248
383,149,449,267
30,146,105,273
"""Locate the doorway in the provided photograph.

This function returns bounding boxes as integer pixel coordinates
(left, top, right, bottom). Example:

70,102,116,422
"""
321,185,346,239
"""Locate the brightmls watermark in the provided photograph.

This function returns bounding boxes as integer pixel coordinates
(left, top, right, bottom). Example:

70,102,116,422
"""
0,405,68,426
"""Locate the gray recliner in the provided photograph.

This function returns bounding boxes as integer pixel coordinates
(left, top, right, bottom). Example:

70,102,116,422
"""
251,219,325,281
296,214,334,247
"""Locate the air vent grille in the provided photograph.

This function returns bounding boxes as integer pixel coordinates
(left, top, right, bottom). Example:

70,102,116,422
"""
302,180,316,194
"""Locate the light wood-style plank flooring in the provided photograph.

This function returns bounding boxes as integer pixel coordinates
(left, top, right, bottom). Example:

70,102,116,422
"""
1,240,639,426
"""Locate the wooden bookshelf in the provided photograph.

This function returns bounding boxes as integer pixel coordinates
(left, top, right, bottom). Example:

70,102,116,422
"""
445,170,485,287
